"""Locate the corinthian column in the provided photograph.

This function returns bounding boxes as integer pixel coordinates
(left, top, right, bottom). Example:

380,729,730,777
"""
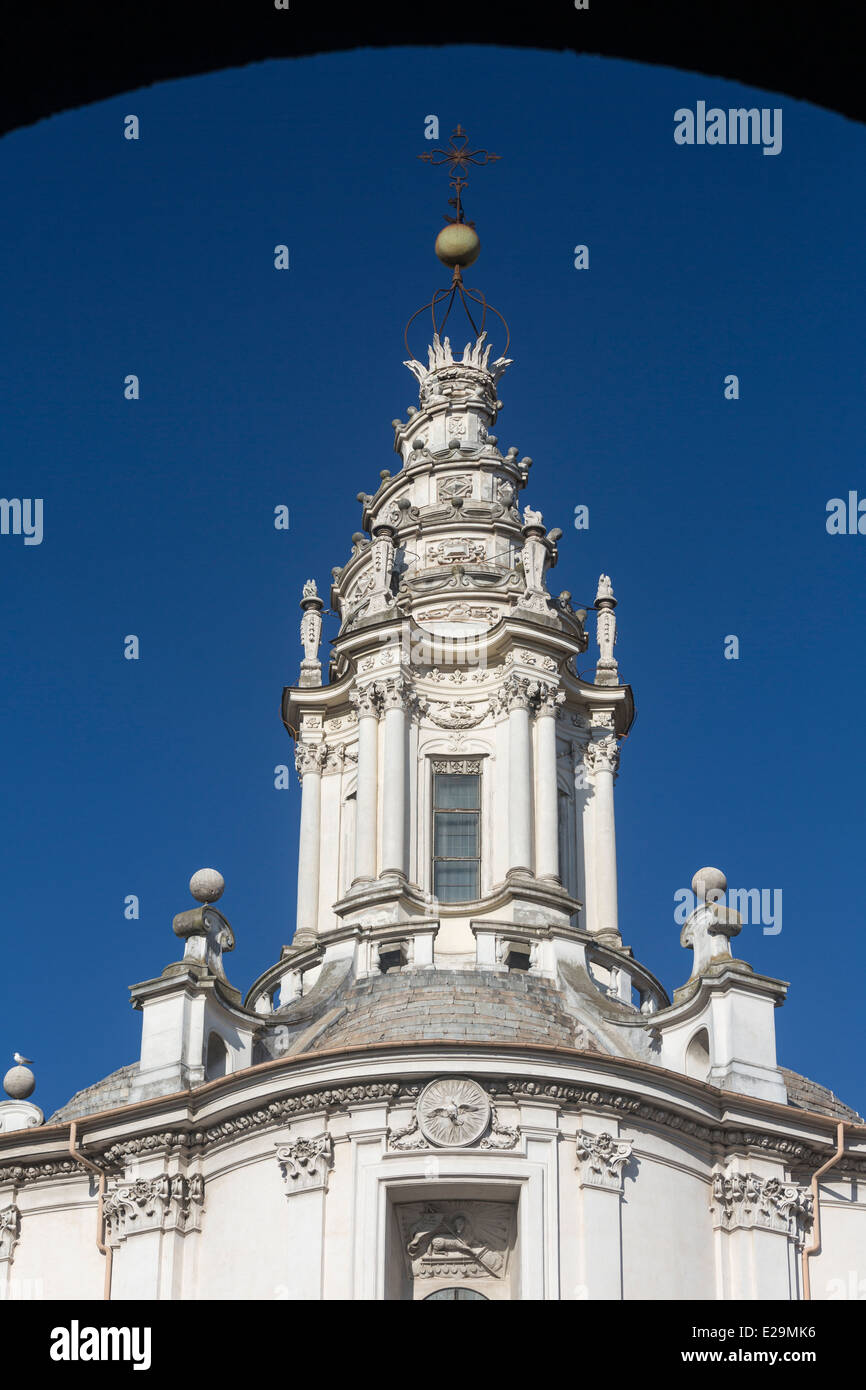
350,684,381,884
380,677,408,878
294,741,327,948
585,733,621,945
535,685,564,880
505,676,533,875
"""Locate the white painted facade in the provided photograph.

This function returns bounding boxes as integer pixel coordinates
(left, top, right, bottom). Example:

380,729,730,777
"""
1,327,863,1302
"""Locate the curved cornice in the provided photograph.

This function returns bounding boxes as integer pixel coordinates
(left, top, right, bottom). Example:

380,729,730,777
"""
3,1043,863,1187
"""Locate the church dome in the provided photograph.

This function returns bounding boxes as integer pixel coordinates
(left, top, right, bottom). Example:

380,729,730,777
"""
285,968,597,1054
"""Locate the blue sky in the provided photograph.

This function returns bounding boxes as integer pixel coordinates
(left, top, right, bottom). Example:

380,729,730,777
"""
1,46,864,1119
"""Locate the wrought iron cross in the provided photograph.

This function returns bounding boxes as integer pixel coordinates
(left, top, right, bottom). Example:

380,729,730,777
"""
418,124,500,225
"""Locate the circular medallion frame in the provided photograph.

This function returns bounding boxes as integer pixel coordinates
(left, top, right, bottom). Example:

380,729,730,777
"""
416,1077,491,1148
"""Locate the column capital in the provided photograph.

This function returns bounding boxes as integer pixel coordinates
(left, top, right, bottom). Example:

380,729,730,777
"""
349,682,384,718
575,1131,633,1192
294,740,329,779
584,733,621,777
711,1167,813,1242
535,682,566,718
319,743,358,778
275,1134,334,1196
103,1173,204,1247
500,673,535,712
380,674,422,713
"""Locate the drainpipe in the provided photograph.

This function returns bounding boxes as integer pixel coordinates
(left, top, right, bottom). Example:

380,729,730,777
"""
68,1120,112,1301
801,1120,846,1301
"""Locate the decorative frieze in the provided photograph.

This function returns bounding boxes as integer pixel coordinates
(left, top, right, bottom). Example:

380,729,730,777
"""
0,1204,21,1263
275,1134,333,1195
102,1173,204,1245
425,667,491,684
2,1076,858,1187
711,1169,813,1240
575,1132,634,1191
430,758,482,776
421,602,497,623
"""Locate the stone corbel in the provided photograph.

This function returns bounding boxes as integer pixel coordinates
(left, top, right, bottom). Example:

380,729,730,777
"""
575,1132,634,1192
275,1134,334,1195
0,1204,21,1263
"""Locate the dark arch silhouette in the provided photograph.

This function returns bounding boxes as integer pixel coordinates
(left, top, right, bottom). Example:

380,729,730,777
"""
1,1,864,140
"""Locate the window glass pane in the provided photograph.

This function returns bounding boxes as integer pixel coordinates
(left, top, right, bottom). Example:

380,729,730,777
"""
433,774,479,809
434,811,479,858
434,860,479,902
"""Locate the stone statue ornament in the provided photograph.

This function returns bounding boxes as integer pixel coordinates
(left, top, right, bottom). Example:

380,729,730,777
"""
678,867,744,989
594,573,619,686
299,579,324,688
170,869,238,995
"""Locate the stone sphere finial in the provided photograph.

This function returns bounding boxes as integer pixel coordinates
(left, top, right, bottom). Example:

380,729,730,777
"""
4,1064,35,1100
691,866,727,903
189,868,225,904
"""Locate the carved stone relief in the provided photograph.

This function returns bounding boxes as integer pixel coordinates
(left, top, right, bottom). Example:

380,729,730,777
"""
0,1204,21,1263
426,538,487,567
426,701,487,729
397,1199,516,1283
437,476,473,501
388,1077,518,1152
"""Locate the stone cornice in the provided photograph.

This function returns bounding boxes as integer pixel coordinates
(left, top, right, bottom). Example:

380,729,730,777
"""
654,963,789,1026
283,617,629,728
2,1046,862,1187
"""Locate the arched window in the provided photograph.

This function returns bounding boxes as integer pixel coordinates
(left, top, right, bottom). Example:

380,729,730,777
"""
205,1031,228,1081
423,1287,489,1301
685,1028,711,1082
